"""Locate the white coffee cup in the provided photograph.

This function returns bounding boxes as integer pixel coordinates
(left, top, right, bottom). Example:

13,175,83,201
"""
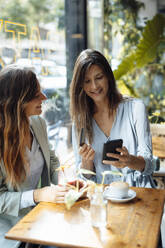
104,181,129,199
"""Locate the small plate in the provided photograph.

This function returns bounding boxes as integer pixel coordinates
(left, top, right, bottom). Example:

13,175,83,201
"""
103,189,136,203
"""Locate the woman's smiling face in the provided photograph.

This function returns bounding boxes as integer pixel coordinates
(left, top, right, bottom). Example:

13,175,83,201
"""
25,82,47,117
83,64,109,103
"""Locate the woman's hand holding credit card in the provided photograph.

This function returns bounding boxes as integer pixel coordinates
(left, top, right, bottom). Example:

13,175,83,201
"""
79,128,95,170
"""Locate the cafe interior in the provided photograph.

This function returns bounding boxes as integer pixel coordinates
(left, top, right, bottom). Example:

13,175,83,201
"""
0,0,165,247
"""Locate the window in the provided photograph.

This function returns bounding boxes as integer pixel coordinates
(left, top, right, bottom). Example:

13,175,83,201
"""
0,0,71,161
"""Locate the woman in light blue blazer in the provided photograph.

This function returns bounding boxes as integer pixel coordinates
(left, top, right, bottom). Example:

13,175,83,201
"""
0,65,68,248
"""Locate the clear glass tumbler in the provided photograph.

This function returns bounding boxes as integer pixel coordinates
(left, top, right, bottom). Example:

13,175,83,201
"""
90,185,107,228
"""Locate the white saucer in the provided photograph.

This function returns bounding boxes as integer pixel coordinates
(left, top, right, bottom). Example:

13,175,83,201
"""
103,189,136,203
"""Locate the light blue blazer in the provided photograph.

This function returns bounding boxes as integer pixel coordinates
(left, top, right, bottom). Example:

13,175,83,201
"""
0,116,59,248
72,98,156,187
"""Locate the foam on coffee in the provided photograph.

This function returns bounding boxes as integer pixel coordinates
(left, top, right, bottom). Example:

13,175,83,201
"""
110,181,129,190
105,181,129,199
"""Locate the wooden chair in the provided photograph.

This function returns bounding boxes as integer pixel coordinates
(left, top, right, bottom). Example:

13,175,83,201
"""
150,124,165,188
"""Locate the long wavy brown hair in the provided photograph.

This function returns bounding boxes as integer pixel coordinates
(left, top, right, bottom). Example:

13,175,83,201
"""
69,49,123,144
0,65,39,188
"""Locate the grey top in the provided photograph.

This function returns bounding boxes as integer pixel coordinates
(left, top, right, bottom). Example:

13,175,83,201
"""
72,98,155,188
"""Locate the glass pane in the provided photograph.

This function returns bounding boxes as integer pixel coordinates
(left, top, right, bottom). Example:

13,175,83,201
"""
87,0,104,51
0,0,71,162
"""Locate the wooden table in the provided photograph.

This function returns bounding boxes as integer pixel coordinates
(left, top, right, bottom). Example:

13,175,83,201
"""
5,187,165,248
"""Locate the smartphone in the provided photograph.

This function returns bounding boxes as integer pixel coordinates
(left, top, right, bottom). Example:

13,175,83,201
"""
79,128,85,146
102,139,123,161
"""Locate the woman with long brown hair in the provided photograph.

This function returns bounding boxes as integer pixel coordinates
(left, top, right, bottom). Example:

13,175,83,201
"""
0,64,68,248
70,49,155,188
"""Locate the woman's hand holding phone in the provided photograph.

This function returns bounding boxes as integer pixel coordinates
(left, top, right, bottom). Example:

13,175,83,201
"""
103,146,132,168
102,139,123,161
103,145,145,172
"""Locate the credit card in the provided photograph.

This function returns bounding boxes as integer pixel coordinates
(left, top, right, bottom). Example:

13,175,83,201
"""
79,128,85,146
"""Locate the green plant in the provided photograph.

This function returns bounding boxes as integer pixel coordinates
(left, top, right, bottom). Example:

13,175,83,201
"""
104,0,143,60
113,14,165,79
104,1,165,123
113,14,165,123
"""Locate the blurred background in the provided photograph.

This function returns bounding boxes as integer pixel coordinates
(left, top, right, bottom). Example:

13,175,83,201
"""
0,0,164,164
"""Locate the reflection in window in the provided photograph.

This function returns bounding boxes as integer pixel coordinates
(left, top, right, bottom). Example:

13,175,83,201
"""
0,0,71,162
